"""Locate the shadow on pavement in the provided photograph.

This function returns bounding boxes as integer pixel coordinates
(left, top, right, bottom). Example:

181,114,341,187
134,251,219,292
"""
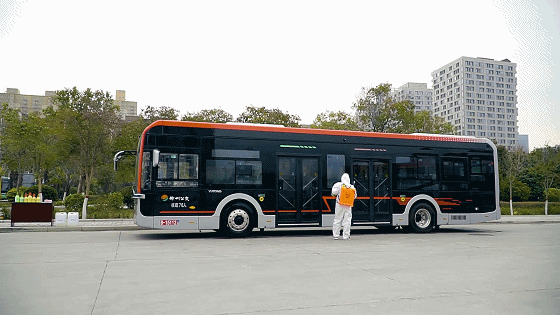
133,225,500,240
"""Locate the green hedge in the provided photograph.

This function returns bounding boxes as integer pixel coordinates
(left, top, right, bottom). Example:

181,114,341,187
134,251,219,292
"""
500,201,560,215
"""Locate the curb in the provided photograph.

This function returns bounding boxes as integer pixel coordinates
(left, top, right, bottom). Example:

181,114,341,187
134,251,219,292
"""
0,225,145,233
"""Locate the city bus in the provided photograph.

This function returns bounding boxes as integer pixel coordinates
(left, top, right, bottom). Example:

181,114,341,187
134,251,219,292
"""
114,120,500,237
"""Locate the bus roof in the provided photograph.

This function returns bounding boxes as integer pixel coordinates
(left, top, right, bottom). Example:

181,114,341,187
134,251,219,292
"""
145,120,488,144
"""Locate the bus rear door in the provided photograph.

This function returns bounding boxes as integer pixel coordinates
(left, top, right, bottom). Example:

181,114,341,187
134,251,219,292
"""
352,159,391,223
277,156,321,224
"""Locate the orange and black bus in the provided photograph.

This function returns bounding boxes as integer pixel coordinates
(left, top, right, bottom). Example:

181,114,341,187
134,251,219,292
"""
114,120,500,237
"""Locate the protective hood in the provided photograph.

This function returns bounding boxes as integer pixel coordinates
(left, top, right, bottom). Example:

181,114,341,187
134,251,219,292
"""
341,173,350,187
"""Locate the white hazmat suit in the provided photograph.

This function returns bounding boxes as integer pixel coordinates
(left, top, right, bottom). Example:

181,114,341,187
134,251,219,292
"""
331,173,357,240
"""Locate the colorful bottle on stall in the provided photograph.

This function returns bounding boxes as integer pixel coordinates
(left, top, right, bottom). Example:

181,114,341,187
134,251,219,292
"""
33,194,37,203
15,193,20,202
25,193,29,203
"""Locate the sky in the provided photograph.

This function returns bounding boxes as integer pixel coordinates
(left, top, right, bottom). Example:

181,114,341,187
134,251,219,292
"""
1,0,559,150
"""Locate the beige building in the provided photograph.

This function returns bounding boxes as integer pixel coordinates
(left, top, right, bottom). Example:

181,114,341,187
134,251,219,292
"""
0,88,137,119
0,88,57,116
393,82,433,113
431,57,518,150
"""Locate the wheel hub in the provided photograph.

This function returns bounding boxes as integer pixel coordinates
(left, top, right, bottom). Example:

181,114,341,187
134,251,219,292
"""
227,209,249,231
415,208,431,228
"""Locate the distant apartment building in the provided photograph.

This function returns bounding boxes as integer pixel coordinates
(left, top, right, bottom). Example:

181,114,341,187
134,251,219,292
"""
0,88,57,116
0,88,137,119
431,57,518,150
517,134,529,153
393,82,433,113
114,90,138,119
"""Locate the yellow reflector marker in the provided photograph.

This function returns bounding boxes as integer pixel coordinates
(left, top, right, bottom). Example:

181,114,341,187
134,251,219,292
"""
189,206,195,209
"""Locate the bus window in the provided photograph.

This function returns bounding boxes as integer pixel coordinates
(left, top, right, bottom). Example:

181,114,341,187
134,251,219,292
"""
206,160,235,185
206,160,262,185
471,159,482,174
327,154,345,188
442,159,466,179
236,161,262,185
178,154,198,179
394,156,437,191
470,158,494,190
441,158,468,191
156,153,199,188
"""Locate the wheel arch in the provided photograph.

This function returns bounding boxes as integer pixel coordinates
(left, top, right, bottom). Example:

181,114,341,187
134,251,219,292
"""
404,194,441,217
215,193,262,220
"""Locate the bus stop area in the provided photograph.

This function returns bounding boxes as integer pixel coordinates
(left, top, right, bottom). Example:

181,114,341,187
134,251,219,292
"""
1,215,560,232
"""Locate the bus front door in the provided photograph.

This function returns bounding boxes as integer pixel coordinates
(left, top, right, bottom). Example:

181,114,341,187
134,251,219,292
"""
277,157,320,224
352,159,391,223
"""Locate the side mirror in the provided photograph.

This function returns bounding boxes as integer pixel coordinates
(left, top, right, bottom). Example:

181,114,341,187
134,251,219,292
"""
152,149,160,168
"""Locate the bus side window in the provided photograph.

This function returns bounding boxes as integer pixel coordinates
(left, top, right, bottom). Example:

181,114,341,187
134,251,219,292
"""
206,160,235,185
394,156,437,191
441,158,468,191
155,153,199,188
327,154,345,188
470,158,494,190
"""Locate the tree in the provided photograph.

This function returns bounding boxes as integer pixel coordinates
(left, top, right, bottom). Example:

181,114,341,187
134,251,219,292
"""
112,118,149,185
0,104,32,190
353,83,454,134
353,83,395,133
407,111,455,134
530,145,560,215
140,105,179,121
501,147,528,215
24,112,59,200
236,106,300,127
310,111,358,130
181,109,233,123
50,87,121,198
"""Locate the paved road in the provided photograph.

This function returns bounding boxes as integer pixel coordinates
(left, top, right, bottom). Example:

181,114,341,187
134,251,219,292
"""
0,223,559,315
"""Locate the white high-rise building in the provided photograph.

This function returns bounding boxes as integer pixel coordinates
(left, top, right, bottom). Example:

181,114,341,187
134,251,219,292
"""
431,57,518,150
393,82,433,113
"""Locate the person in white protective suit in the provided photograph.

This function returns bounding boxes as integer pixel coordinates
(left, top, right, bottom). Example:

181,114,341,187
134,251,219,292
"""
331,173,357,240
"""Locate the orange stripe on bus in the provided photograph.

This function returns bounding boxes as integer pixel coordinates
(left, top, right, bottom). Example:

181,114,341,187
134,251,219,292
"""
159,211,215,214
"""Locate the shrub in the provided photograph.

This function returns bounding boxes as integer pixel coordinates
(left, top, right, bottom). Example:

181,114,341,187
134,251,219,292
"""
6,187,29,201
547,188,560,202
64,194,85,212
120,186,134,209
25,185,58,201
107,192,123,210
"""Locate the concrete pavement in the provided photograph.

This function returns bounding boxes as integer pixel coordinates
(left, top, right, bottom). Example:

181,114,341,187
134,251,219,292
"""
1,215,559,232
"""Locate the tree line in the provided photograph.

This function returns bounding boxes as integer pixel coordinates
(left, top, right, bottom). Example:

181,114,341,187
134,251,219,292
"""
1,85,558,207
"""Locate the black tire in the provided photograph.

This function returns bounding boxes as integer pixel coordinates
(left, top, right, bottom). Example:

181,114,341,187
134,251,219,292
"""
409,202,436,233
221,203,254,238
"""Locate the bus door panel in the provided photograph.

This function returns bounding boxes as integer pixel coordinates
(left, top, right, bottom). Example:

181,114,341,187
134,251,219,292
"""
277,157,320,223
352,159,391,223
352,161,370,222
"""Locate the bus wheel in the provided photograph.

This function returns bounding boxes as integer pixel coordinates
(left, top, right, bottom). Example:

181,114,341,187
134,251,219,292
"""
222,203,253,238
409,203,435,233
